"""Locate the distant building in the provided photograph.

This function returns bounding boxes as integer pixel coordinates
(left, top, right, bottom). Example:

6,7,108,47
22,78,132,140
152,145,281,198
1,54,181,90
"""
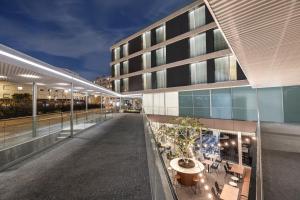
94,75,112,90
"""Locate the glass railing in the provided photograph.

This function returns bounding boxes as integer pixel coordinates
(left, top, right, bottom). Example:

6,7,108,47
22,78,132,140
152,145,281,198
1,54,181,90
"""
142,111,178,200
0,108,113,150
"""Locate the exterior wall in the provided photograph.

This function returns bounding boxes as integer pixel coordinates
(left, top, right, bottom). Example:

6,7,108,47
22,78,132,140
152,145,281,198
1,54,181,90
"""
110,2,247,94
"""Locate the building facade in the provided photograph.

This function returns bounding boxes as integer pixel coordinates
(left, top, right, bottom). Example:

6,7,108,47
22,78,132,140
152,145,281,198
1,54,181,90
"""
94,75,112,90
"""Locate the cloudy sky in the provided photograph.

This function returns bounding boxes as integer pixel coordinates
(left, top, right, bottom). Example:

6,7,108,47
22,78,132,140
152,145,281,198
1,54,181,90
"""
0,0,190,80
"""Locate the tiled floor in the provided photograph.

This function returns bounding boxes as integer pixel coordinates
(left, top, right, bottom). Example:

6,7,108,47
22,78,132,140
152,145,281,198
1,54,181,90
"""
163,155,243,200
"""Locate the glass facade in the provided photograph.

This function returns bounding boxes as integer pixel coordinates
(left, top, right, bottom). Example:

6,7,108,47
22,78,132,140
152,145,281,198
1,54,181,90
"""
114,80,120,92
123,61,129,74
156,47,166,66
190,33,206,57
178,86,300,123
156,70,166,88
142,52,151,69
215,56,237,82
122,43,129,57
114,47,120,60
114,63,120,77
190,61,207,84
214,29,228,51
189,6,206,30
156,25,166,44
123,78,129,92
142,31,151,49
143,73,152,90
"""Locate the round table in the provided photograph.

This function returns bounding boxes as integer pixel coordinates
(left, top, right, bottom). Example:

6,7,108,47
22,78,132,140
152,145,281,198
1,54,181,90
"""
170,158,205,186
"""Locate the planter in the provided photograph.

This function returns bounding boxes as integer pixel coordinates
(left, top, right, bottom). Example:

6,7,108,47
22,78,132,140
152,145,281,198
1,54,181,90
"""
178,158,195,168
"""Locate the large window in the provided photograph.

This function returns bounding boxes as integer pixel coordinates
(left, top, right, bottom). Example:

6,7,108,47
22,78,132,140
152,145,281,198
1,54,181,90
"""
190,33,206,57
122,43,129,57
156,70,166,88
123,61,129,74
143,73,152,90
142,31,151,49
114,47,120,60
156,47,166,66
114,80,120,92
190,61,207,84
123,78,129,92
142,52,151,69
189,6,206,30
114,63,120,77
156,25,166,44
215,56,237,82
214,29,228,51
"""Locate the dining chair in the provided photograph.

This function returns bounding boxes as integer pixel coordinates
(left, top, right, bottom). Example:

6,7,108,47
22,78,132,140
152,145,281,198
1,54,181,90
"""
211,187,221,200
211,162,219,174
214,181,223,195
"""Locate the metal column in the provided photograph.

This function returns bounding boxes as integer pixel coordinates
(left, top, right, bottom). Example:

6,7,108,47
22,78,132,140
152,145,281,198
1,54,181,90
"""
256,89,263,200
238,132,242,165
32,82,37,137
70,82,74,137
85,93,88,120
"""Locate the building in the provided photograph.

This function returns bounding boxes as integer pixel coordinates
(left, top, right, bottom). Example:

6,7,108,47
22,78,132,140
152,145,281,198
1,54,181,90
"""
94,75,112,90
110,1,300,199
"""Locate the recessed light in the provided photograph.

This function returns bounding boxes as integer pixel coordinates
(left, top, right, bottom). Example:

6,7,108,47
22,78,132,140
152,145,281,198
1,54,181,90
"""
74,87,84,90
19,74,40,79
0,75,7,79
17,86,23,90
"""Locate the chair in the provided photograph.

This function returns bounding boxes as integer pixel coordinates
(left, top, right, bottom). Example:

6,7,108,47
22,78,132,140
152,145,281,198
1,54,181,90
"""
215,158,222,163
211,162,219,174
224,165,234,176
214,181,223,195
203,153,210,160
226,161,232,170
211,187,221,200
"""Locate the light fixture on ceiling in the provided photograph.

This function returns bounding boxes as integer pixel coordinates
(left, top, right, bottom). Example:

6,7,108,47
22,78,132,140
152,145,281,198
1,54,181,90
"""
87,90,94,92
19,74,40,79
57,83,69,86
0,75,7,79
74,86,84,90
17,86,23,91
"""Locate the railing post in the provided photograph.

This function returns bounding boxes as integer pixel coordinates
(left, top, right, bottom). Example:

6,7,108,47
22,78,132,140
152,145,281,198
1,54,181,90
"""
70,82,74,137
32,81,37,137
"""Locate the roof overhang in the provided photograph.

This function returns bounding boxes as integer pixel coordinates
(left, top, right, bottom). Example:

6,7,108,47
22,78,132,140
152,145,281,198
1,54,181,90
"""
204,0,300,88
0,44,121,97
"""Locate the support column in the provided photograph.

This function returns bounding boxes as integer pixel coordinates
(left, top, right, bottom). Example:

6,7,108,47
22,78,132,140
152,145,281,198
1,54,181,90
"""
70,82,74,137
32,82,37,137
238,132,242,165
256,89,263,200
85,92,88,120
100,95,103,113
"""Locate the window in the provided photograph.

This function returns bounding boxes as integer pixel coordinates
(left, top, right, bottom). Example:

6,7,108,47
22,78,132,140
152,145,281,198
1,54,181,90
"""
123,78,129,92
156,47,166,66
114,63,120,77
156,25,166,43
190,61,207,84
114,80,120,92
156,70,166,88
189,6,206,30
122,43,129,57
214,29,228,51
114,47,120,60
142,52,151,69
143,73,152,90
190,33,206,57
142,31,151,49
123,61,129,74
215,56,237,82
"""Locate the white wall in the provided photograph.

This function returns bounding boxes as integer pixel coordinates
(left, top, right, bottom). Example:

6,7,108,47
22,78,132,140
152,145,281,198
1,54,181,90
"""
142,92,179,116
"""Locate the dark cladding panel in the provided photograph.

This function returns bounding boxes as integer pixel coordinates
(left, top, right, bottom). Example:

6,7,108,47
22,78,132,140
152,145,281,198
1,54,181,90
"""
151,28,157,46
206,29,214,54
129,36,142,54
129,56,142,73
152,72,157,89
166,12,189,40
112,80,115,91
237,62,247,80
151,49,157,67
111,65,115,78
120,79,124,92
205,6,214,24
129,75,143,92
207,59,215,83
166,38,189,64
167,65,190,87
120,62,123,76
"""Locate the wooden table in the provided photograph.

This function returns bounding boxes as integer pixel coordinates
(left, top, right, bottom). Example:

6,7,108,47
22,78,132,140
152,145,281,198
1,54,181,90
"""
220,184,239,200
230,164,245,176
202,159,213,172
170,158,205,186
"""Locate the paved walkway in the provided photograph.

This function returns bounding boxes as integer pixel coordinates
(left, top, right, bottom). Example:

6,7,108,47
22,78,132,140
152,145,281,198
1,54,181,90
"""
0,114,151,200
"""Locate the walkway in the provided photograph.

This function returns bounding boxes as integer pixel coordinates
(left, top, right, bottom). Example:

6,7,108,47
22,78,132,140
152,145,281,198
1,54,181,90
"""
0,114,151,200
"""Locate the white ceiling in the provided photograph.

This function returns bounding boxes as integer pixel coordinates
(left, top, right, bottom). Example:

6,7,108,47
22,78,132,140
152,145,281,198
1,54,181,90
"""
204,0,300,88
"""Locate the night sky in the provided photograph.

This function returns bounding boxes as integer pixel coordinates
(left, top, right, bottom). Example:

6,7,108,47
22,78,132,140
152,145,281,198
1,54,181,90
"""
0,0,191,80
